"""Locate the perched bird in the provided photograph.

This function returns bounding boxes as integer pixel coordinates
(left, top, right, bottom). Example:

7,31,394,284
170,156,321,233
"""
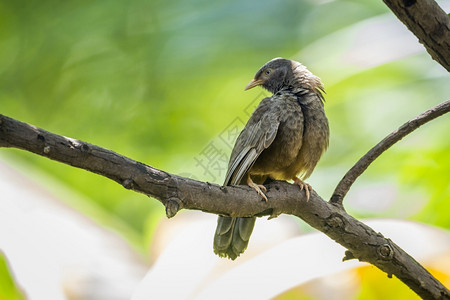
213,58,329,260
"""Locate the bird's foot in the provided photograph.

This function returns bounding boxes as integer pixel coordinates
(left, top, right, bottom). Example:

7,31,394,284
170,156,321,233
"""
292,177,312,201
247,177,268,202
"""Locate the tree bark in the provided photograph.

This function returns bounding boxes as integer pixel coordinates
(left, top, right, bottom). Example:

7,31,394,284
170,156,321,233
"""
0,114,448,299
382,0,450,72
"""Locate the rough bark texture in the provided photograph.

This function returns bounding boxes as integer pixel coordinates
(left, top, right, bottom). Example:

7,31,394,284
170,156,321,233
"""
0,114,449,299
383,0,450,72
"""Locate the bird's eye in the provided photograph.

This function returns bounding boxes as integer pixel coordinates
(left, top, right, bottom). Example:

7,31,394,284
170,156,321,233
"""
265,69,271,75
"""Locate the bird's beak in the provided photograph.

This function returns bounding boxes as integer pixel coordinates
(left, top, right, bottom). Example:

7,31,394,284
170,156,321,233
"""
244,78,264,91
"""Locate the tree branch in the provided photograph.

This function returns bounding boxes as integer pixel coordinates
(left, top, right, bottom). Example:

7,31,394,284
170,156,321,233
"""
0,114,449,299
382,0,450,72
330,99,450,205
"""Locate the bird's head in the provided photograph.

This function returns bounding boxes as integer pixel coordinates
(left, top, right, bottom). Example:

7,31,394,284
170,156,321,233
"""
244,57,324,96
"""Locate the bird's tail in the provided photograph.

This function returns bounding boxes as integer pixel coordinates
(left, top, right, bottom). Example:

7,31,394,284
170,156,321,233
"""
213,216,256,260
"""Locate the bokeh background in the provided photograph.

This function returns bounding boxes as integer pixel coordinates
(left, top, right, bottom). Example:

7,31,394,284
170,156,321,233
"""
0,0,449,299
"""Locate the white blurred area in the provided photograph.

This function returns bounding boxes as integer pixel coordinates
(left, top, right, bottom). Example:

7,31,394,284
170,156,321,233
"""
0,157,147,300
1,155,450,300
300,0,450,82
134,215,450,300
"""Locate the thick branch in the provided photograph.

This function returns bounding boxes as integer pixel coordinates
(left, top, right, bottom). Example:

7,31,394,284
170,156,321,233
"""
383,0,450,71
331,99,450,205
0,114,448,299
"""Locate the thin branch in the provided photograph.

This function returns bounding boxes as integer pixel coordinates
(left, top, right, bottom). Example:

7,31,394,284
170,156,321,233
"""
0,114,449,299
383,0,450,72
330,99,450,206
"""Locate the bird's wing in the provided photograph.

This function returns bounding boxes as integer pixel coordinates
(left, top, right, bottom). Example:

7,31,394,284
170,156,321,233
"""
224,97,280,186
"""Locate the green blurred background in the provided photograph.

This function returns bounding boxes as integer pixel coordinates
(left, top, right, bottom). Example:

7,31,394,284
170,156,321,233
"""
0,0,449,298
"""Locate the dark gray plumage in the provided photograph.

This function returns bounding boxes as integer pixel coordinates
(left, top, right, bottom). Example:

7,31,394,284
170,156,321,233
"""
213,58,329,260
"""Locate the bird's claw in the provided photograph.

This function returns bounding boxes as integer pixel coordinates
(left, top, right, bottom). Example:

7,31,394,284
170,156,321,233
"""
254,184,268,202
293,177,312,201
247,177,268,202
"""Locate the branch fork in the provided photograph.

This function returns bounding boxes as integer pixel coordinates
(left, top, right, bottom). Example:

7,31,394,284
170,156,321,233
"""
0,98,449,299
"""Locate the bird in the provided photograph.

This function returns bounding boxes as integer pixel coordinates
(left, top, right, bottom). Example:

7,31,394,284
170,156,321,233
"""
213,58,329,260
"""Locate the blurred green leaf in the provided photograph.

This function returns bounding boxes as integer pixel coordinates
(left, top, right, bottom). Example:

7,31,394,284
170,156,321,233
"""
0,252,26,300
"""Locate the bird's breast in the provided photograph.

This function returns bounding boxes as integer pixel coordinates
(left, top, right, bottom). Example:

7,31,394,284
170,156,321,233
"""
250,92,329,181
